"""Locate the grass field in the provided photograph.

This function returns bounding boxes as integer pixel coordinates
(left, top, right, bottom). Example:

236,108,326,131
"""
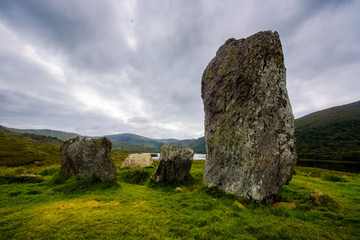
0,156,359,239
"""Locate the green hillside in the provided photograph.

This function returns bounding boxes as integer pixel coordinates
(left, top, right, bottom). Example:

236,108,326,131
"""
15,128,78,141
187,137,206,154
0,126,62,167
295,101,360,161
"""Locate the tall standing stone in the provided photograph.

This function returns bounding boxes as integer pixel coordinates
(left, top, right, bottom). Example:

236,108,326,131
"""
61,136,116,181
201,31,297,201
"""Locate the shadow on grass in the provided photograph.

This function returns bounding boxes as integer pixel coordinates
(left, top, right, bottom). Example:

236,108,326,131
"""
117,167,154,185
48,171,119,195
147,174,201,192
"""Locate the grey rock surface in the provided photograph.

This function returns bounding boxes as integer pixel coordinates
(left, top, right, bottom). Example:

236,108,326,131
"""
60,136,116,181
122,153,153,168
151,145,194,182
201,30,297,201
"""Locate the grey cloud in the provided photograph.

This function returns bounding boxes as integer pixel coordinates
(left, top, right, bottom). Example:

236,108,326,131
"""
0,0,359,138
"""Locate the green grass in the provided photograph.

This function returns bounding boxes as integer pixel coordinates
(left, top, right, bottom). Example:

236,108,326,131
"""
0,160,359,239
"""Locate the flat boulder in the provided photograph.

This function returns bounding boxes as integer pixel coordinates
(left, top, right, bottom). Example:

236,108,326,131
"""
60,136,116,181
122,154,153,168
150,145,194,182
201,31,297,201
310,190,324,205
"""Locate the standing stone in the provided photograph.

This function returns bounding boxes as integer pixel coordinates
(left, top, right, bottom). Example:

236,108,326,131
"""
122,153,153,168
150,145,194,182
60,136,116,181
201,31,297,201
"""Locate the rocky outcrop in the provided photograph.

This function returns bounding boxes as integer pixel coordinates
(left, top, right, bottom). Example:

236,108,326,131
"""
150,145,194,182
60,136,116,181
201,31,297,201
122,154,153,168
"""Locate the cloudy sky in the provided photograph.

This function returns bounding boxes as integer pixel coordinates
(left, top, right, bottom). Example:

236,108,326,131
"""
0,0,359,139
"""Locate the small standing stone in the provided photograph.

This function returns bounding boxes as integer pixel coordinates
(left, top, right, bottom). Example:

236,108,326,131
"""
150,145,194,182
60,136,116,181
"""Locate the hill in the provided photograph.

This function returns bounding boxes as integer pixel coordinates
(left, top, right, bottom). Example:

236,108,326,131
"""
105,133,196,152
0,125,63,146
0,125,62,167
105,133,163,150
295,101,360,161
296,101,360,128
14,128,78,141
110,141,156,153
187,137,206,154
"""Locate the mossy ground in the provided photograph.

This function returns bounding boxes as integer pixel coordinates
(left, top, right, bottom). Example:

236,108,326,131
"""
0,156,359,239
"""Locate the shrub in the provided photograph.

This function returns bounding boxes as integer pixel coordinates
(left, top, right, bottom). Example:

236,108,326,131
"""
323,175,347,182
48,171,68,185
40,166,59,176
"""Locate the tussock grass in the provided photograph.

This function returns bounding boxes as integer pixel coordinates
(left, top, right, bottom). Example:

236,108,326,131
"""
44,170,119,195
324,175,347,182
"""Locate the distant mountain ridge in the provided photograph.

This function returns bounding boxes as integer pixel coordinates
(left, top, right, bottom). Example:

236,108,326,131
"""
15,128,78,141
104,133,196,151
0,125,64,146
7,100,360,157
11,128,199,153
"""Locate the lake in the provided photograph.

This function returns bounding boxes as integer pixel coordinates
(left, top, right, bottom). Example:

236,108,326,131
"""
297,159,360,173
148,153,206,161
146,153,360,173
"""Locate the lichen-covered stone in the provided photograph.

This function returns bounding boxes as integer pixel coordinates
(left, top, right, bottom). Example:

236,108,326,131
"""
61,136,116,181
122,154,153,168
201,31,297,201
150,145,194,182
